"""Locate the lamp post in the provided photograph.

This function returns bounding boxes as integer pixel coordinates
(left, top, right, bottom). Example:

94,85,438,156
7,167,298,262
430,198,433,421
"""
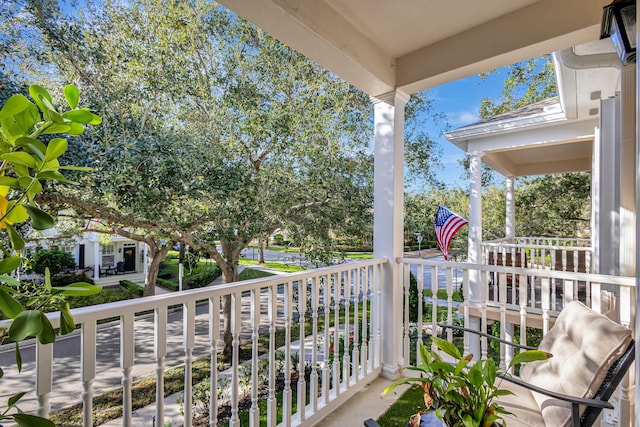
601,0,636,65
414,232,423,257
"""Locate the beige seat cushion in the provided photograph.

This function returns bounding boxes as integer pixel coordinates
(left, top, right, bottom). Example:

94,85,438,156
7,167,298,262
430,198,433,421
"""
519,301,632,427
495,380,546,427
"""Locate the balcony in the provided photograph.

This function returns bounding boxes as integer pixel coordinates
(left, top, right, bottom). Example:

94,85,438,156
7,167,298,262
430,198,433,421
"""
0,247,634,427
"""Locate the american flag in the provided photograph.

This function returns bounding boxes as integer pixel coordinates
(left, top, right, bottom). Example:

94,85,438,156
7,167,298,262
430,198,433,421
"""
434,205,468,260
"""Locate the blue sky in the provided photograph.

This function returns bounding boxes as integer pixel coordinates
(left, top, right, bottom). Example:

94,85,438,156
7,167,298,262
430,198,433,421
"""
425,71,507,189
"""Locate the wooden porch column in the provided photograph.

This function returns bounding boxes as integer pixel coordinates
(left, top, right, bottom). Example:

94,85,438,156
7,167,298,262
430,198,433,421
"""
372,90,409,379
468,151,483,359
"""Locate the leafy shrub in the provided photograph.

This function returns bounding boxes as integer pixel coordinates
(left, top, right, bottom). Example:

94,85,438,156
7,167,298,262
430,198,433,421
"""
119,280,144,297
185,266,221,289
65,286,135,309
51,273,95,287
30,249,76,275
156,277,178,291
273,234,284,245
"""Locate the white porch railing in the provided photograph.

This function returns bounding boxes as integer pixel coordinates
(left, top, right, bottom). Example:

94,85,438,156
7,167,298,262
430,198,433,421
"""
482,236,594,273
398,258,635,361
398,257,636,426
0,259,386,427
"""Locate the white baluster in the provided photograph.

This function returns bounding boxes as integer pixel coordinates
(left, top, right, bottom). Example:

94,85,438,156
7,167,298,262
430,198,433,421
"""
229,293,240,427
209,296,220,426
154,307,167,427
352,267,360,382
310,276,319,412
282,282,293,426
332,272,341,396
267,286,277,427
81,321,96,427
361,266,369,376
402,264,410,363
342,270,351,388
35,339,52,419
183,300,195,427
120,312,134,427
250,288,260,427
297,279,307,422
322,275,331,404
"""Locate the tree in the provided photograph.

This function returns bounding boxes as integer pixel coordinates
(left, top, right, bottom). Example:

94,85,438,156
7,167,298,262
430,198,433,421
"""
6,0,441,357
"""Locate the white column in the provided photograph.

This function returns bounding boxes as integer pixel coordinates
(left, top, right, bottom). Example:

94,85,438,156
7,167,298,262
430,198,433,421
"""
143,244,149,277
468,151,483,359
372,90,409,380
505,177,515,239
620,64,636,281
595,97,621,277
93,239,100,282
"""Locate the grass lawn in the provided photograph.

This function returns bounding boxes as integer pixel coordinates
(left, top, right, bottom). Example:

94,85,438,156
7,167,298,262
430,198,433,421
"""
237,268,275,280
239,258,307,273
376,384,428,427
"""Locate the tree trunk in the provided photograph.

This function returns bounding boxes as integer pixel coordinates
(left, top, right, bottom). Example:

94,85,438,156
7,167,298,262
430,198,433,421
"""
143,242,173,297
220,264,238,361
258,236,266,264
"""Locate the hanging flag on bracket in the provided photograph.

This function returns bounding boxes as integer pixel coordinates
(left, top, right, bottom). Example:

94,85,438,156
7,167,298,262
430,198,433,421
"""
434,205,468,260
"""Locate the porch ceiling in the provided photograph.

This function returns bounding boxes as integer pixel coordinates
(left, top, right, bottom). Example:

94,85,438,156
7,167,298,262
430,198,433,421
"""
216,0,609,97
482,137,593,177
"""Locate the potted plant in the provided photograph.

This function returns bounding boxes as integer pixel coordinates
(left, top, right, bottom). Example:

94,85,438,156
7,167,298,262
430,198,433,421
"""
383,337,550,427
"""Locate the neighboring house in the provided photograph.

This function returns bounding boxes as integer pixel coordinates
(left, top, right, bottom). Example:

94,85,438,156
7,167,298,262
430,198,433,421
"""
25,220,148,282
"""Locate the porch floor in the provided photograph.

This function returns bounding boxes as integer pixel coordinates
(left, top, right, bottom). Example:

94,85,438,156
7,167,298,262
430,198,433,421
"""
312,376,410,427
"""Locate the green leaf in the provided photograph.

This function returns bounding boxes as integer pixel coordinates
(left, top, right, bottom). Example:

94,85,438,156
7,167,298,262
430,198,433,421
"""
0,288,23,318
509,349,551,368
12,413,56,427
494,389,515,396
467,362,483,388
38,313,56,344
44,138,68,162
25,205,54,230
15,342,22,372
6,202,30,224
59,302,75,335
37,170,72,183
0,256,21,274
6,224,25,250
7,391,26,407
53,282,101,296
0,176,19,188
64,84,79,109
0,95,32,119
9,310,43,341
42,123,72,134
433,336,462,360
0,152,37,168
62,109,94,124
67,122,85,135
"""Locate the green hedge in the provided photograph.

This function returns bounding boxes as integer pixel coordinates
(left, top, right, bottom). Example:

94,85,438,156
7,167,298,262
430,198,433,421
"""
156,277,178,291
185,266,221,289
157,269,173,280
51,273,95,287
119,279,144,297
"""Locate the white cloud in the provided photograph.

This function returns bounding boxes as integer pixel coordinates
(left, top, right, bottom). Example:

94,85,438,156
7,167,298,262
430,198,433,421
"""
447,110,480,126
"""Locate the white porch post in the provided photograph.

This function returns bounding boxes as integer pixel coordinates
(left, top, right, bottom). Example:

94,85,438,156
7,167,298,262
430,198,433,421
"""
468,151,483,359
504,177,515,365
93,238,100,282
143,244,149,277
372,90,409,380
505,177,515,239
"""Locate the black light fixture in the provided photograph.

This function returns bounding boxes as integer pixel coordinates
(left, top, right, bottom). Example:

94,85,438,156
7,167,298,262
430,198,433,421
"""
601,0,636,65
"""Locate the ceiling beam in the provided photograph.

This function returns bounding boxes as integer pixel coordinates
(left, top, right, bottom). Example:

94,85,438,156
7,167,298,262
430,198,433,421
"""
396,0,609,93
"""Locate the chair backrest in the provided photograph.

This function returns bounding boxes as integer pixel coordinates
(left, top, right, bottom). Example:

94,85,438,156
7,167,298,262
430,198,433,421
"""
519,301,633,427
116,261,125,272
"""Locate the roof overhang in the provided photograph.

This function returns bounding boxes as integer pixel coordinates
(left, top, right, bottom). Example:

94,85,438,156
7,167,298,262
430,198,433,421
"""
216,0,610,98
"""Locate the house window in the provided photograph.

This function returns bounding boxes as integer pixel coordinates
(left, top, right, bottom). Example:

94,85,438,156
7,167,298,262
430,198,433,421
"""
101,244,115,267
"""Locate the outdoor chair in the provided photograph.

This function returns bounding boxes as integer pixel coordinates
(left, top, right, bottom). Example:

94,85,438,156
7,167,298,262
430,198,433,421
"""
364,301,634,427
115,261,125,275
